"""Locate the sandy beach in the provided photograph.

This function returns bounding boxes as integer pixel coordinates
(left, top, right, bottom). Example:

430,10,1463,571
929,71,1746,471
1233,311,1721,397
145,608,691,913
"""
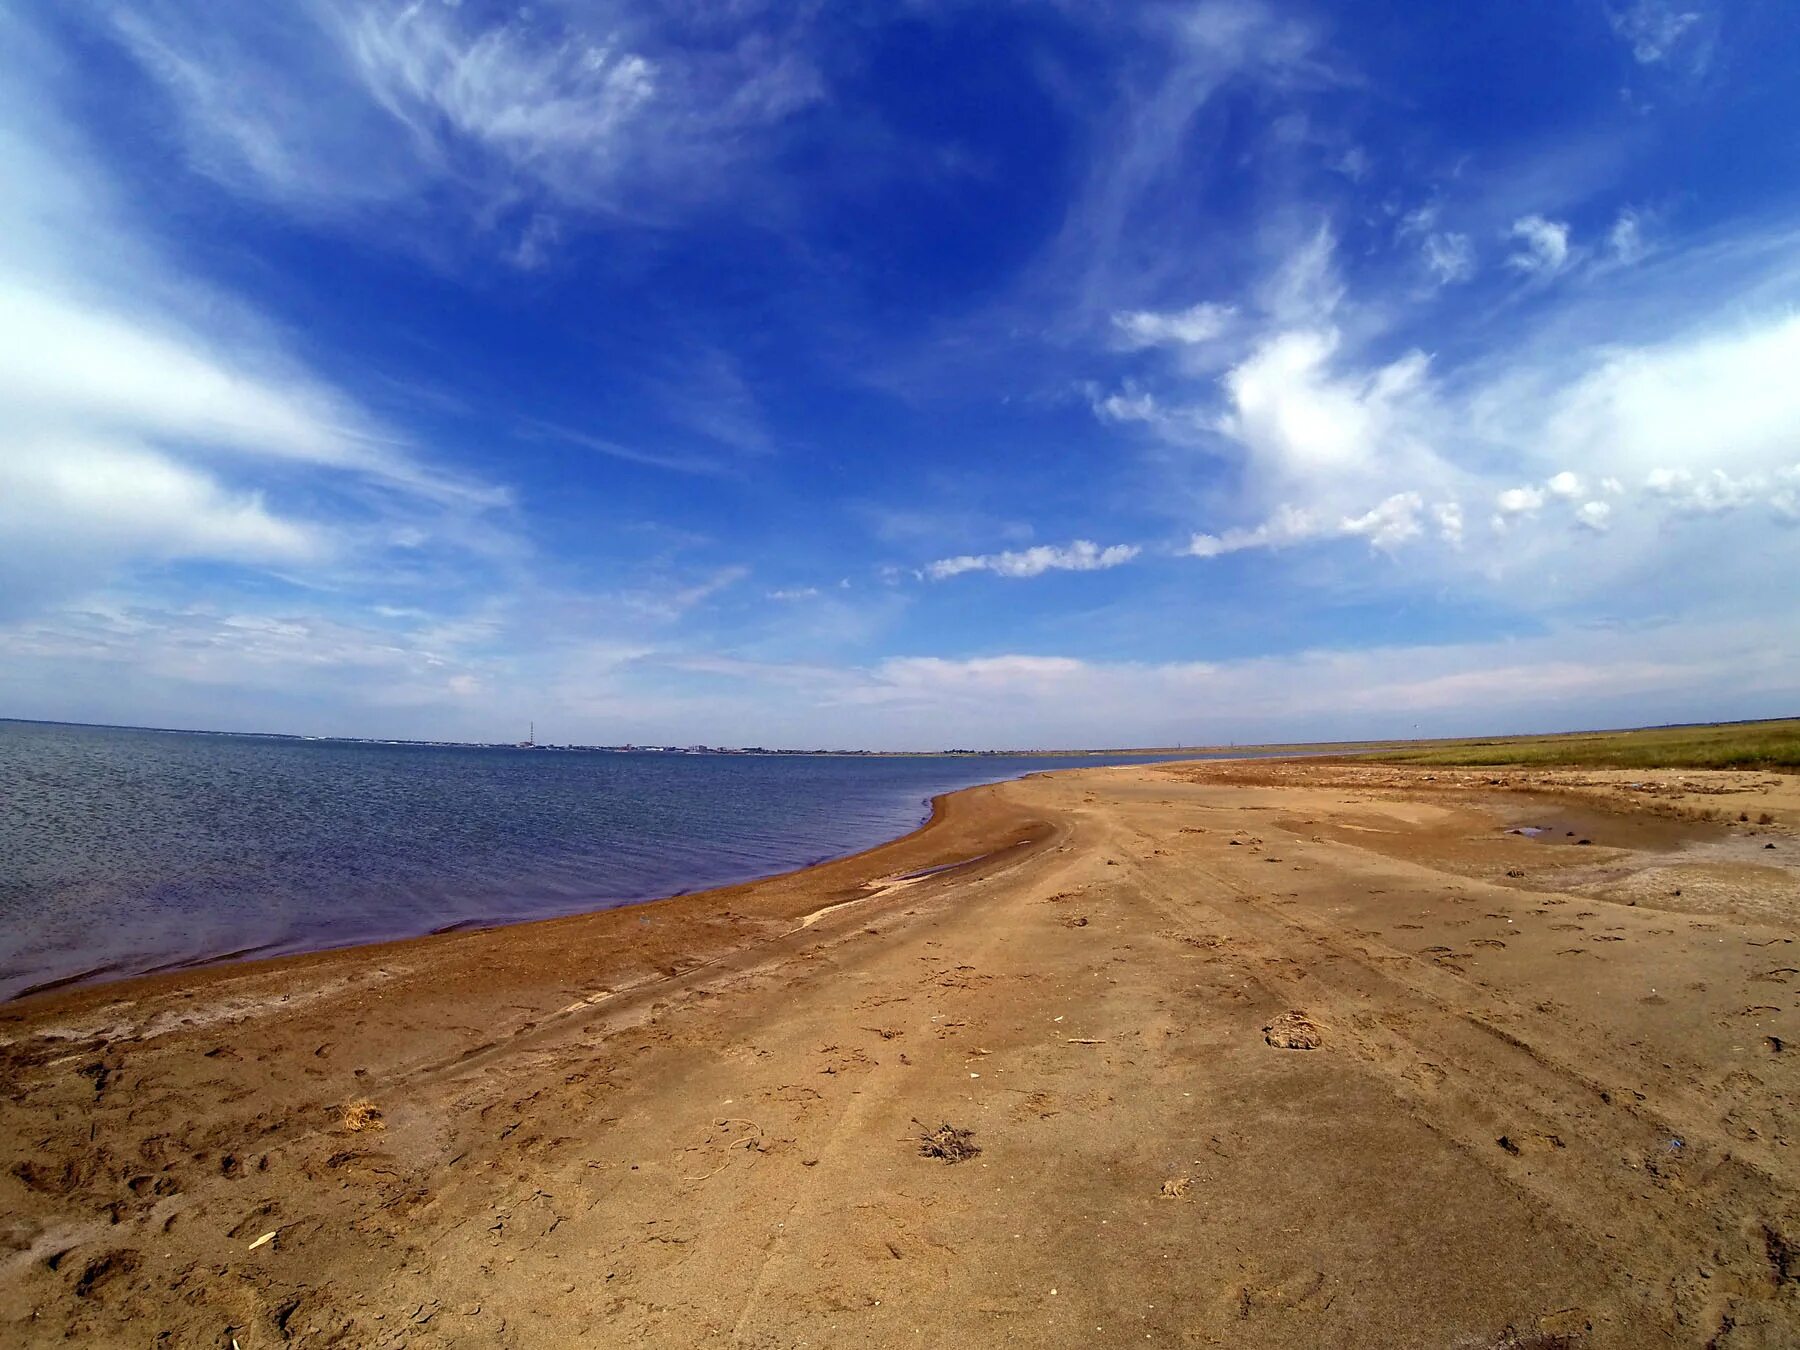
4,758,1799,1347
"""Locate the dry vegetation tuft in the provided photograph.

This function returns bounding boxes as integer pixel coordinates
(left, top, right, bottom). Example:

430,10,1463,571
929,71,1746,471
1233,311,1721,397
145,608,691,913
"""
914,1119,980,1163
339,1098,385,1133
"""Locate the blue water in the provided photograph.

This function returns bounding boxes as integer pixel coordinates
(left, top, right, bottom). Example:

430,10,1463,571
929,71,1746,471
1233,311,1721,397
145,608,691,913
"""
0,720,1196,1001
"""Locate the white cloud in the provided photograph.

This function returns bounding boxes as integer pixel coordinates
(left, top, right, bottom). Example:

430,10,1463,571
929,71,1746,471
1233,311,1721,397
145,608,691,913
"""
100,1,823,227
1332,146,1371,182
1113,302,1235,349
1608,1,1702,65
1339,492,1425,550
1098,224,1800,626
1536,315,1800,483
1187,492,1442,559
1644,465,1800,516
1421,232,1476,285
1432,501,1465,546
1186,503,1323,558
0,283,393,478
1220,330,1433,484
0,440,318,567
1575,501,1613,531
926,540,1141,580
1495,485,1546,515
1507,215,1571,275
692,616,1800,748
0,18,510,616
767,586,820,601
1260,223,1345,326
1609,208,1649,264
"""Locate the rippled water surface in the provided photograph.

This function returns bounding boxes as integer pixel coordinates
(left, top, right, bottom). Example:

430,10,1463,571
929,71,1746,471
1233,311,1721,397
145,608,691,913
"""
0,720,1193,1000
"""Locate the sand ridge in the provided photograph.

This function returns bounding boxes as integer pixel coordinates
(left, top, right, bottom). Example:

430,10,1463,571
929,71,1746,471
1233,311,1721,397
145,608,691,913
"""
2,760,1798,1347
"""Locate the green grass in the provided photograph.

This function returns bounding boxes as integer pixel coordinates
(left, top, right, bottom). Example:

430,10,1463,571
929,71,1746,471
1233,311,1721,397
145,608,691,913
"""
1347,718,1800,771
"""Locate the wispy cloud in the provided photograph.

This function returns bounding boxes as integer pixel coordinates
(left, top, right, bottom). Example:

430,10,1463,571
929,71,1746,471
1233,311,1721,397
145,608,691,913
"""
1506,214,1572,275
1608,1,1706,67
0,11,511,618
99,0,824,245
1112,302,1236,349
926,540,1140,580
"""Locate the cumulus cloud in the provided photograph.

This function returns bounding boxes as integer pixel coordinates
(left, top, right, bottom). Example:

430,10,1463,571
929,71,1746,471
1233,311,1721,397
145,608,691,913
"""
926,540,1141,580
1546,471,1583,499
1507,215,1571,275
1340,492,1426,550
1187,491,1448,559
1645,465,1800,517
1095,220,1800,615
1219,331,1433,484
1575,501,1613,531
1187,490,1468,559
1432,501,1466,547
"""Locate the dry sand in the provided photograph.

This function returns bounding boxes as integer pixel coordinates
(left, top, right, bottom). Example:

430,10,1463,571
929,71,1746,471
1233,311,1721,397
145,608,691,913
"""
4,759,1800,1348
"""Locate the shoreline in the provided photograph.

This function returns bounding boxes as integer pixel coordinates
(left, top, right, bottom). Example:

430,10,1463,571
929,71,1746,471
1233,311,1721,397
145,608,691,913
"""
1,734,1186,1007
5,759,1798,1347
2,771,1063,1028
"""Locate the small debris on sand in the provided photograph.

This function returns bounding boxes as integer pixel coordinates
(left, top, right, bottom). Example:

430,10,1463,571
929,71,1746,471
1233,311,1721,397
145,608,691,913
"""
1264,1011,1323,1050
1158,1176,1192,1199
915,1120,981,1163
339,1098,385,1133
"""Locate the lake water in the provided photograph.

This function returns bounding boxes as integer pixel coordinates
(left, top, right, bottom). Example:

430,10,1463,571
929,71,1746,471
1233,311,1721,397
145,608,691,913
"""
0,720,1197,1001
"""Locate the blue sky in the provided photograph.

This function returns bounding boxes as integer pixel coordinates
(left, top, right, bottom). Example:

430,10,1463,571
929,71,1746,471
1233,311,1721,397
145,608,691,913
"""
2,0,1798,749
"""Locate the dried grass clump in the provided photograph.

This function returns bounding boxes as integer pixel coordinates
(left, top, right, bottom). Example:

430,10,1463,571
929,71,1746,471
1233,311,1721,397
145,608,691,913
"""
339,1098,385,1133
1158,1176,1192,1199
1264,1010,1323,1050
914,1119,980,1163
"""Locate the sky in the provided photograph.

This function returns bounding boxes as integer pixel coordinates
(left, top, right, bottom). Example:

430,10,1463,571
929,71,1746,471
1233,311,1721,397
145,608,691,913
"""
2,0,1798,750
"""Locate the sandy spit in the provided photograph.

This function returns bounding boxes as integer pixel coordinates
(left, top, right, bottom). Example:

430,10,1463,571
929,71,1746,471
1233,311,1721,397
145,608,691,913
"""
3,759,1799,1347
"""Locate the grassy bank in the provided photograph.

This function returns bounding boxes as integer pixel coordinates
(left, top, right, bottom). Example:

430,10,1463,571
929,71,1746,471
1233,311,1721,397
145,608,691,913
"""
1350,718,1800,771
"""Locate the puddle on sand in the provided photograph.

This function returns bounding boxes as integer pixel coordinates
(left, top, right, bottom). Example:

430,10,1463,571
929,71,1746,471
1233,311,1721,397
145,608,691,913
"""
1500,803,1732,853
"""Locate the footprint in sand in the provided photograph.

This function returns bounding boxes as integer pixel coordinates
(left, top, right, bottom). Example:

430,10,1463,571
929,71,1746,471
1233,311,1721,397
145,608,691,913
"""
1472,939,1507,949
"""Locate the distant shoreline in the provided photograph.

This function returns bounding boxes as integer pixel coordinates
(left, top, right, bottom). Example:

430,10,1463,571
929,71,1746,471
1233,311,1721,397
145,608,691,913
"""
3,712,1793,763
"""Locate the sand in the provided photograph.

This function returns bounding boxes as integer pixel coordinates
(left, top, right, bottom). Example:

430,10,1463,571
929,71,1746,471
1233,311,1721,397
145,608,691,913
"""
3,758,1799,1347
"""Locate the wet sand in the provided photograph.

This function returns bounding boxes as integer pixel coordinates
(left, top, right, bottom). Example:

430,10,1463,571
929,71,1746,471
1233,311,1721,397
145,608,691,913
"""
4,759,1799,1347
